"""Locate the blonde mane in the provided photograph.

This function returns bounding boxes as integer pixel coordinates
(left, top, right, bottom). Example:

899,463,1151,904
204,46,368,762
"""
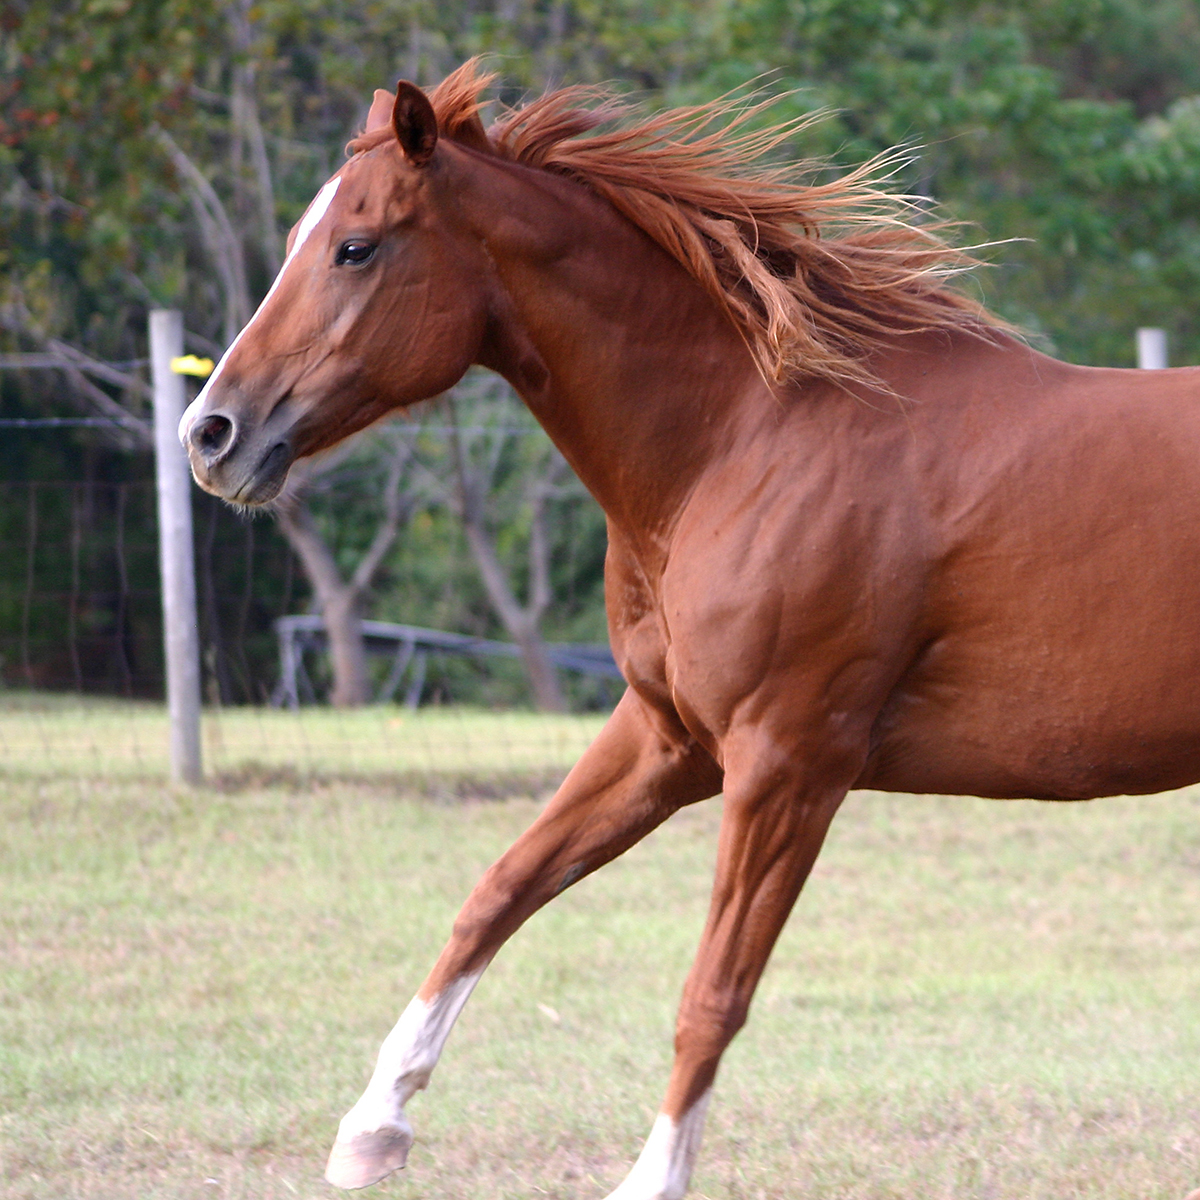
352,60,1002,390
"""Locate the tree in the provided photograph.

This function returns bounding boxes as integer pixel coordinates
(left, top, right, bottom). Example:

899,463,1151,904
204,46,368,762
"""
9,0,1200,709
274,433,419,707
691,0,1200,365
3,0,623,708
438,380,573,712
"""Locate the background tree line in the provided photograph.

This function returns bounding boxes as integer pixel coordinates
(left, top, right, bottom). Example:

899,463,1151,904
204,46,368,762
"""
2,0,1198,707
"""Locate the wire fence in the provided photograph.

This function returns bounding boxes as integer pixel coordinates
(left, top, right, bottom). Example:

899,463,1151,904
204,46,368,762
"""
0,692,606,792
0,479,611,789
0,479,294,701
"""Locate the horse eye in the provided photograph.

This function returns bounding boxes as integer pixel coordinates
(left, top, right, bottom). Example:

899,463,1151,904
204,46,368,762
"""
336,240,376,265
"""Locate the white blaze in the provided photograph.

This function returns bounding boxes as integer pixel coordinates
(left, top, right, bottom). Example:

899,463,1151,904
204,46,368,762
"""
605,1091,712,1200
178,175,343,444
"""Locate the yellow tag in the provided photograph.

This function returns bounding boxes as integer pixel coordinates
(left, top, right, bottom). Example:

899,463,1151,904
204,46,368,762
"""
170,355,215,378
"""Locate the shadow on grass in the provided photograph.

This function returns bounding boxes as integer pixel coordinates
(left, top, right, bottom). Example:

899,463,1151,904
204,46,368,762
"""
202,762,570,801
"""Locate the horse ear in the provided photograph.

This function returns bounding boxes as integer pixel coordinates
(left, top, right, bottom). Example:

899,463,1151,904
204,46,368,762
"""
365,88,396,132
392,82,438,167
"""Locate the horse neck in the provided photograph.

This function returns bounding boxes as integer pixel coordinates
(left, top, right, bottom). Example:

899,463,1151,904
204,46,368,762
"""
449,148,762,560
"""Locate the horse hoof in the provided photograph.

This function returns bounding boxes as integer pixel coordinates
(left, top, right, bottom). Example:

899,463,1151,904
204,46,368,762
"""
324,1126,413,1190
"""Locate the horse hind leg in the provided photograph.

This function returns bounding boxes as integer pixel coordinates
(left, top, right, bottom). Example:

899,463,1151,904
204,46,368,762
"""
324,689,721,1190
605,728,855,1200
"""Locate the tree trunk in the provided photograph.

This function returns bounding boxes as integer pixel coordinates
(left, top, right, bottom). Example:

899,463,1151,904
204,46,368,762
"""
513,621,569,714
446,395,568,713
322,588,371,708
275,499,372,707
460,515,567,712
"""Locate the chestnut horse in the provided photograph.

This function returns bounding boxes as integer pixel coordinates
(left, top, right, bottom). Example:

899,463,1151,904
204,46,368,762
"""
181,61,1200,1198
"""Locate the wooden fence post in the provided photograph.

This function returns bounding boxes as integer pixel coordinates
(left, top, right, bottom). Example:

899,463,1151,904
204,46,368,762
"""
150,310,203,784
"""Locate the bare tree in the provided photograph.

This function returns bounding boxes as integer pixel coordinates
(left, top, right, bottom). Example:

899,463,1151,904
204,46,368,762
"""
154,14,420,707
153,125,251,348
424,383,571,712
0,303,153,451
275,435,419,706
152,23,586,710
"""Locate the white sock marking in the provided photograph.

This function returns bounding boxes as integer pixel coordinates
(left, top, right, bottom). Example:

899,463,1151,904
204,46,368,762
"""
335,970,484,1143
178,175,342,444
605,1091,712,1200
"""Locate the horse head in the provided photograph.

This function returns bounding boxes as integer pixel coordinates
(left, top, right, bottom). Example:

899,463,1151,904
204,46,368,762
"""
180,83,490,505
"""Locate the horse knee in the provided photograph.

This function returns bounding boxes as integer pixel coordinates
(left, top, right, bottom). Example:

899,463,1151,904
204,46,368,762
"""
673,991,748,1061
450,897,506,947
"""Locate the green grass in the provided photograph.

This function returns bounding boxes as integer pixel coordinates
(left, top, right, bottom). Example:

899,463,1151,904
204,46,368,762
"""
0,693,606,785
2,702,1200,1198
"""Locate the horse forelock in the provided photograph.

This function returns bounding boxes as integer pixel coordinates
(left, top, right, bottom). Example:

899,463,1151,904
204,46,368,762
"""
347,60,1008,391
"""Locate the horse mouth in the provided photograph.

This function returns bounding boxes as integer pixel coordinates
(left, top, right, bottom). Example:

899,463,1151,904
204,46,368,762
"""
232,441,295,506
187,436,295,507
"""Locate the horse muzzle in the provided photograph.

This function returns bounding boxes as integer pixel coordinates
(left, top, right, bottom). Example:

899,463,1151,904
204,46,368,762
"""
182,406,297,506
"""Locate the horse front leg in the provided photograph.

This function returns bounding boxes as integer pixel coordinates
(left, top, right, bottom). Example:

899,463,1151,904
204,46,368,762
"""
605,725,859,1200
324,688,722,1190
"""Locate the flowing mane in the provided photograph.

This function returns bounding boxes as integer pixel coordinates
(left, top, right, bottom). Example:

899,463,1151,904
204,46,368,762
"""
351,60,1003,390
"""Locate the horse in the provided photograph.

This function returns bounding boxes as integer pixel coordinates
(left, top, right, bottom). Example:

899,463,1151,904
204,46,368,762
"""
179,60,1200,1199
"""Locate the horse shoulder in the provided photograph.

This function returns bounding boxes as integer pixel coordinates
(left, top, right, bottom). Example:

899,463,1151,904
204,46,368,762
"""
603,523,696,733
652,404,930,752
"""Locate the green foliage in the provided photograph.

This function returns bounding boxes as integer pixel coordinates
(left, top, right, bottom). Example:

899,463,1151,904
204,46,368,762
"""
5,0,1200,705
7,0,1199,362
691,0,1200,364
1,0,217,354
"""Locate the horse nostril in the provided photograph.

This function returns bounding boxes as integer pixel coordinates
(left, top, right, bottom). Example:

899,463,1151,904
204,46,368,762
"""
191,413,237,463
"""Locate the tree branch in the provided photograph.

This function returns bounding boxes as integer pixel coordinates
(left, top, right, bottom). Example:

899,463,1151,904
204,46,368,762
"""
153,124,251,343
60,368,152,450
228,2,281,277
349,440,417,595
273,498,346,609
0,310,152,447
43,338,150,397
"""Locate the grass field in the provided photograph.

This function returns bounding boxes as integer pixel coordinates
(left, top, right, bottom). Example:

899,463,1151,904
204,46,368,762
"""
3,701,1200,1199
0,693,606,787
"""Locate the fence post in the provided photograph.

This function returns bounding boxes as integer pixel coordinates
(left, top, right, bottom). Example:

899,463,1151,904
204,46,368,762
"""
1137,327,1168,370
150,310,203,784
